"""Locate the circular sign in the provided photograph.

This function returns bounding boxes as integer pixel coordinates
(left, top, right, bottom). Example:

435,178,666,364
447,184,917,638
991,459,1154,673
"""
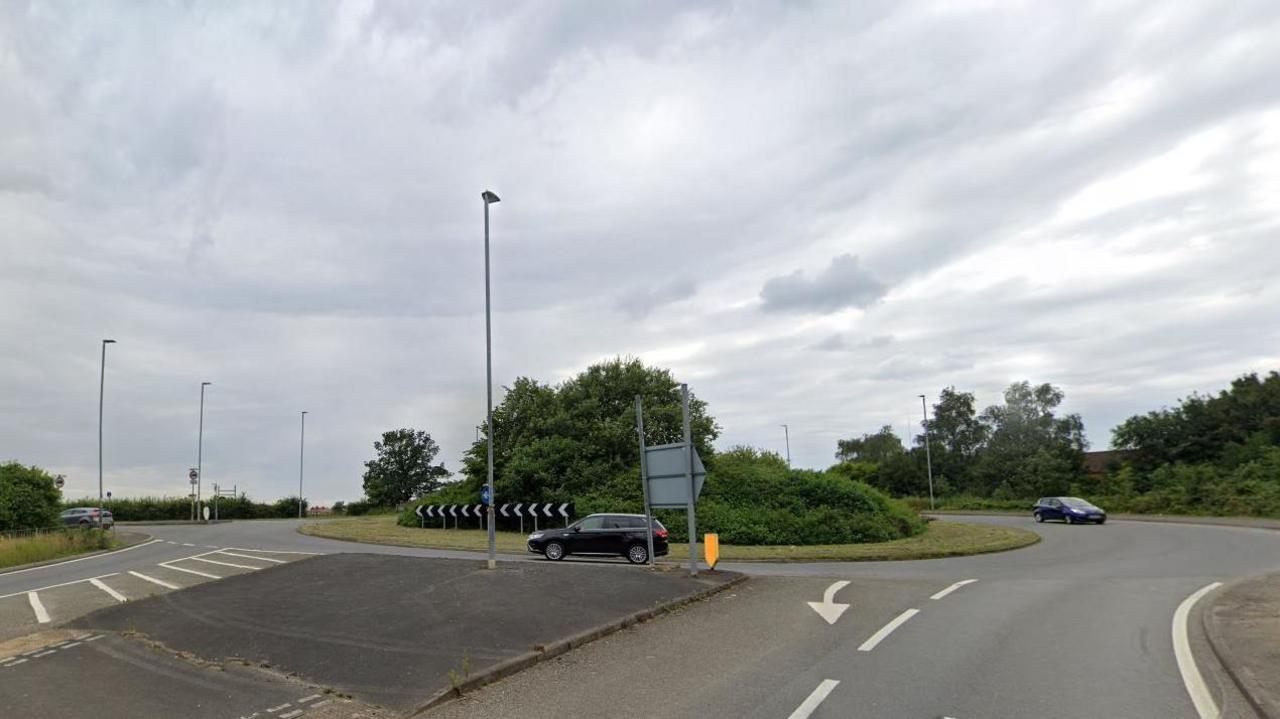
54,475,65,489
480,486,491,505
189,468,199,481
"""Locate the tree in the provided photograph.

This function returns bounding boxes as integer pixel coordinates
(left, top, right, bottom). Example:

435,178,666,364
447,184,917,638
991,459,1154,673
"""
973,382,1087,497
457,357,720,504
924,387,988,494
835,426,904,464
0,462,62,531
362,429,450,506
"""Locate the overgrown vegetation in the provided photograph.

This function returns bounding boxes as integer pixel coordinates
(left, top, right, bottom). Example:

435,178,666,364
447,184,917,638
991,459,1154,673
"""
60,495,309,521
0,462,62,531
0,528,116,569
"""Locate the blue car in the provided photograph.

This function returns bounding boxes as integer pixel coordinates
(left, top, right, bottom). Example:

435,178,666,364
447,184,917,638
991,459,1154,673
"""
1033,497,1106,524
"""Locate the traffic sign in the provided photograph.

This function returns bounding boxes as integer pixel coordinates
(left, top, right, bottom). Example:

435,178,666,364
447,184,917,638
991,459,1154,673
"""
481,486,491,505
704,533,720,570
189,468,198,482
643,443,707,508
54,475,65,490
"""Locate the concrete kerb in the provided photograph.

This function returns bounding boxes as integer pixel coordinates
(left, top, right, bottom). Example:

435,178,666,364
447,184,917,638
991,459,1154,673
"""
410,572,748,715
1201,574,1279,718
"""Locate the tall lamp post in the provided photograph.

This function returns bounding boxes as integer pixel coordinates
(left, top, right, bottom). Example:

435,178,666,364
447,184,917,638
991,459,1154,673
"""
197,381,211,521
919,394,935,510
298,411,307,518
98,339,116,529
781,424,791,468
482,189,500,570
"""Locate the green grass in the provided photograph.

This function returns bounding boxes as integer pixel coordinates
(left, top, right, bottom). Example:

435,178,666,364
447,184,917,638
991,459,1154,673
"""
0,529,119,570
300,515,1038,562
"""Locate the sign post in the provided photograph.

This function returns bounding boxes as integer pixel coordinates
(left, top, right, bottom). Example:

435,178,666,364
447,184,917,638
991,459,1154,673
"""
681,384,697,577
188,468,198,522
635,395,656,567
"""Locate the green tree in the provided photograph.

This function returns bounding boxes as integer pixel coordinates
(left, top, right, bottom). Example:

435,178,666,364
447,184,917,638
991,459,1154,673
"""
362,429,450,506
835,425,904,463
924,387,988,494
973,382,1087,497
0,462,62,531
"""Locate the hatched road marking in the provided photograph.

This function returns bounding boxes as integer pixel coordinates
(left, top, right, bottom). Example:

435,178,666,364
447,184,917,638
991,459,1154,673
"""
89,577,127,602
128,571,179,590
190,556,262,570
787,679,840,719
160,562,221,579
27,592,50,623
858,608,919,652
218,550,287,564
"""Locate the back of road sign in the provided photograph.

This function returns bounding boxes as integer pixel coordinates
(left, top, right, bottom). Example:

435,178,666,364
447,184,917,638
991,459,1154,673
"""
644,443,706,508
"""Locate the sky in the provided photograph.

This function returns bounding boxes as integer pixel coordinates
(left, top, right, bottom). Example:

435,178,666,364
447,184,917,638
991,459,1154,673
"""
2,1,1279,505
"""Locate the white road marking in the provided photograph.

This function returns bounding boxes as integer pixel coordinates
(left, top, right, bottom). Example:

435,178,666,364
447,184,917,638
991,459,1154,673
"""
27,592,50,623
5,658,28,666
159,562,221,579
225,547,322,555
128,571,179,590
167,541,178,545
84,634,104,642
1173,581,1223,719
806,580,852,624
61,641,82,649
0,539,162,577
218,551,287,564
310,699,332,708
182,543,195,547
266,702,291,712
33,650,56,657
279,711,303,719
297,694,323,703
787,679,840,719
89,578,127,602
858,608,919,652
0,573,121,601
190,556,260,570
930,579,978,601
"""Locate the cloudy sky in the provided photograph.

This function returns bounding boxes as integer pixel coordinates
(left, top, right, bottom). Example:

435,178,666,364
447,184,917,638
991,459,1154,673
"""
3,1,1279,504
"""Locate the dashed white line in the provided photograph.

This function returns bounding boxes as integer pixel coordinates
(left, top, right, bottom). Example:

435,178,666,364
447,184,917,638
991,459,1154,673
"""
218,550,287,564
84,634,104,642
61,641,82,649
128,571,179,590
296,694,323,703
190,556,261,570
27,592,51,623
160,562,221,579
309,699,332,708
930,579,978,601
89,578,127,602
1173,582,1223,719
858,608,919,652
33,650,56,657
787,679,840,719
279,711,303,719
265,702,291,712
181,543,195,547
4,658,28,666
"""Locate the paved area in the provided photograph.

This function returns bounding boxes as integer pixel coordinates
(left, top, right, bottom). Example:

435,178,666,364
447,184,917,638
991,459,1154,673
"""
69,553,737,713
1206,572,1280,717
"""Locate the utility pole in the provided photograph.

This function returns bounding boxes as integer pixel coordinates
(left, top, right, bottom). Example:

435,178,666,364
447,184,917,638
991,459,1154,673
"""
781,424,791,468
919,394,935,510
298,411,307,518
197,381,211,522
98,339,116,529
482,189,501,570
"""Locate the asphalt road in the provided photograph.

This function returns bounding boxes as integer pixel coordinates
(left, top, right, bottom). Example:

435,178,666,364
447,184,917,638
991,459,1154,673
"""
3,516,1278,718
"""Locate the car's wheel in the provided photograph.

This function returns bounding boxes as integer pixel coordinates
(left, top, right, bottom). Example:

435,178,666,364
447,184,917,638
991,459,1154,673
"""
1096,518,1106,525
543,541,565,561
78,519,91,527
1064,515,1075,524
1033,512,1044,523
626,544,649,564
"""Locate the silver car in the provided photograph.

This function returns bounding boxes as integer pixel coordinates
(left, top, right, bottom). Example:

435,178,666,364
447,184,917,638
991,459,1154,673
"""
59,507,114,528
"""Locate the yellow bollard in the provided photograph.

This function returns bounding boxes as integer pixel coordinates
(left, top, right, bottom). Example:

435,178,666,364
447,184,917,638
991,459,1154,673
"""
704,533,720,570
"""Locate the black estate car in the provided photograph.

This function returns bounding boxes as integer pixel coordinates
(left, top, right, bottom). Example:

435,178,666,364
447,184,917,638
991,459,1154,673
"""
528,513,669,564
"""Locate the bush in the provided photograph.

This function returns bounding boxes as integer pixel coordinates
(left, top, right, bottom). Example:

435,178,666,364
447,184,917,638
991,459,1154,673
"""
0,462,62,531
61,494,312,521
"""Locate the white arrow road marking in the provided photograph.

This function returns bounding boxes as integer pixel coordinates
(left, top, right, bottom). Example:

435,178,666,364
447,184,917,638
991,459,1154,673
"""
787,679,840,719
559,502,570,517
501,504,510,517
858,608,919,652
88,578,126,602
543,503,553,517
27,592,50,623
1173,581,1223,719
931,579,978,600
807,580,852,624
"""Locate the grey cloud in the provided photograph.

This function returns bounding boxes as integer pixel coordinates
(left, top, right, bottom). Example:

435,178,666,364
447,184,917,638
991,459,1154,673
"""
760,254,887,314
811,333,893,352
615,277,697,318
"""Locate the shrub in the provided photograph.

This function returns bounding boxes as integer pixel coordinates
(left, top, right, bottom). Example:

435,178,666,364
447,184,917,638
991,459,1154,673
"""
0,463,62,531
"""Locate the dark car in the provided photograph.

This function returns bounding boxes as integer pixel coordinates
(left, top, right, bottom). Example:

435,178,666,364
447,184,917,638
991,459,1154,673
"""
1033,497,1106,524
59,507,114,528
528,513,669,564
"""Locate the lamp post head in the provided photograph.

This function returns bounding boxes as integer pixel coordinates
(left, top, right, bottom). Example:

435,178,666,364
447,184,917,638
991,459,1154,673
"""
202,381,212,387
481,190,501,204
103,339,116,344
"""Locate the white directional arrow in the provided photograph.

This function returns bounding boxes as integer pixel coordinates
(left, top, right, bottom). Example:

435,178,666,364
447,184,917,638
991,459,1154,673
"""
500,503,510,517
514,503,523,516
808,580,852,625
474,504,483,517
543,503,553,517
449,505,458,517
558,503,570,518
425,505,435,518
415,505,424,518
462,505,471,518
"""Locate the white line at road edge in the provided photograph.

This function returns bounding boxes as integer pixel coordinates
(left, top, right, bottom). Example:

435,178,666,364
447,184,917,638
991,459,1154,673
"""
1173,581,1223,719
787,679,840,719
128,571,179,590
27,592,50,623
931,579,978,601
89,578,126,602
858,609,920,652
0,538,163,577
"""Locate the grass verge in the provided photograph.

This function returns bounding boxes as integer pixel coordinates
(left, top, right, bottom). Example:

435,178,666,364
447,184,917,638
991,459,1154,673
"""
0,529,120,570
300,515,1038,562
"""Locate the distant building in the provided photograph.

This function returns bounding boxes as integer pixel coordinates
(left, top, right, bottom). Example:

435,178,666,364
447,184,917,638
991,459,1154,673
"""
308,505,332,515
1082,450,1136,477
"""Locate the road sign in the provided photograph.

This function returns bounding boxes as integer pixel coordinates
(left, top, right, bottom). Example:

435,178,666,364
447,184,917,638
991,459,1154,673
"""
189,468,198,481
500,503,510,517
106,491,112,499
54,475,65,490
481,486,491,505
462,505,471,518
704,533,720,570
643,443,707,508
415,505,424,518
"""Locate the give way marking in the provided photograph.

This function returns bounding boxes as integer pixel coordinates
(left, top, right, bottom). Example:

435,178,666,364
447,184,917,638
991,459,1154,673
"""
806,581,851,624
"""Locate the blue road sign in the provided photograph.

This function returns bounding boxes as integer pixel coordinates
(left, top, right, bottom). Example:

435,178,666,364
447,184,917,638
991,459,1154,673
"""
480,485,491,505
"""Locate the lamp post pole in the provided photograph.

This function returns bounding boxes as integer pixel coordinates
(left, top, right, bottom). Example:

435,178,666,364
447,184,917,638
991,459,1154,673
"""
197,381,211,521
298,411,307,518
98,339,116,529
781,424,791,468
482,189,501,570
919,394,935,510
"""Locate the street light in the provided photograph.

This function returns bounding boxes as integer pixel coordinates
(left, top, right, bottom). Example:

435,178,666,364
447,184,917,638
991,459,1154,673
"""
781,424,791,468
98,339,116,529
919,394,935,510
482,189,500,570
298,411,308,518
197,381,211,522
